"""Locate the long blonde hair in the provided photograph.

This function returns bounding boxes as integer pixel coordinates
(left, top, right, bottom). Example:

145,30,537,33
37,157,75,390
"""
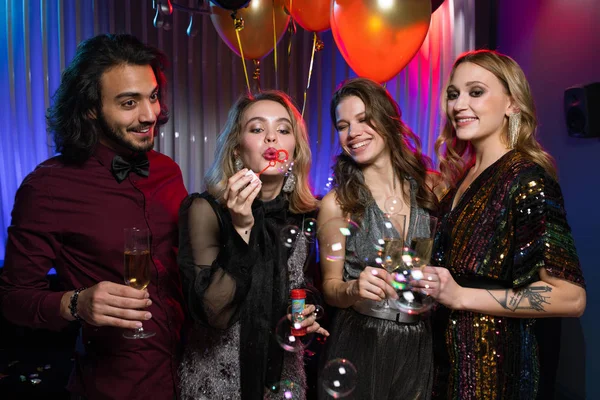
205,90,318,214
435,50,556,186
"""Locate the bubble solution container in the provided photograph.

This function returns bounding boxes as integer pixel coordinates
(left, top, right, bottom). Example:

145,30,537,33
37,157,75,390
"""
290,289,306,336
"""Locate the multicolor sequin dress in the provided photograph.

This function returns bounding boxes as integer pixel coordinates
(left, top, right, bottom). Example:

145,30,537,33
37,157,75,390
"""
432,151,585,399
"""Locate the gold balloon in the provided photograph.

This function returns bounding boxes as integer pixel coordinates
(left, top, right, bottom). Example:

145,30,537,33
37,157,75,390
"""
210,0,290,60
331,0,432,83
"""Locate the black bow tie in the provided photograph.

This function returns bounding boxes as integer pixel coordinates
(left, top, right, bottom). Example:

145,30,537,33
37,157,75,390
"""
111,154,150,183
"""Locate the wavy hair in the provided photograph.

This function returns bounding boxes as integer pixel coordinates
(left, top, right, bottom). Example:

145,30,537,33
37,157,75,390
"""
46,33,169,164
330,77,438,222
435,49,556,186
205,90,318,214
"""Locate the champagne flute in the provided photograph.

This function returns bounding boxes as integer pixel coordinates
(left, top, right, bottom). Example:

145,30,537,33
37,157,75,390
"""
123,227,155,339
409,215,438,267
395,215,438,314
371,214,406,310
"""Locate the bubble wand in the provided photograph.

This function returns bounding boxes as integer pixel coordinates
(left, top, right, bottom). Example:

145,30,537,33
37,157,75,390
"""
256,149,289,176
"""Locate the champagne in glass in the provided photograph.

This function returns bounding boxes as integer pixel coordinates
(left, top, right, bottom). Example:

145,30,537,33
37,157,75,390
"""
410,214,438,267
409,237,434,266
123,227,155,339
383,238,405,272
124,250,151,290
371,214,406,311
396,215,438,314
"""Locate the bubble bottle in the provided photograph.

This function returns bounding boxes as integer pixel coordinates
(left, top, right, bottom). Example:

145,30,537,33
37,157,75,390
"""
290,288,306,336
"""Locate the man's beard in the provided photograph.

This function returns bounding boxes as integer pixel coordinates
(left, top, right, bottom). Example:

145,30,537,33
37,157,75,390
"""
97,112,155,154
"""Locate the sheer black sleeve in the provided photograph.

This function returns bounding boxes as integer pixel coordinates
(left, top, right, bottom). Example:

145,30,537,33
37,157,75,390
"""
178,193,258,329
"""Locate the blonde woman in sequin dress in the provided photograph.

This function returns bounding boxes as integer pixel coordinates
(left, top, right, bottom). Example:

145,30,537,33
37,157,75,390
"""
177,91,328,400
419,50,586,400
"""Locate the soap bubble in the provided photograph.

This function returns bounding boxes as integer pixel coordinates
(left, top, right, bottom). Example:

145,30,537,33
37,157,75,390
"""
317,218,361,262
280,225,300,248
275,315,314,352
384,195,404,215
302,218,318,241
268,380,302,399
321,358,358,398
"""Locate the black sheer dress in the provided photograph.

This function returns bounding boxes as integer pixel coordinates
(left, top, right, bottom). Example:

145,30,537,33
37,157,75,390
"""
178,191,318,400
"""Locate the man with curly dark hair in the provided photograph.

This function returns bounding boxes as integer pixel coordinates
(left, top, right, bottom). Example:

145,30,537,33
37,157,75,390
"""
0,33,188,400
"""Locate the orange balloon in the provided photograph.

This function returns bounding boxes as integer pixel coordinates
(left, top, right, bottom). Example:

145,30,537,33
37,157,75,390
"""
285,0,331,32
331,0,432,83
210,0,290,60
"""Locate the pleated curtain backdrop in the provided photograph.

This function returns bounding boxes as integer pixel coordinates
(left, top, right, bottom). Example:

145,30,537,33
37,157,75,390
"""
0,0,475,260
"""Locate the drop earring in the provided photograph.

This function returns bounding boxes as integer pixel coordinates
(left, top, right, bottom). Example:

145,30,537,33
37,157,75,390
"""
508,112,521,149
282,162,296,193
234,157,244,172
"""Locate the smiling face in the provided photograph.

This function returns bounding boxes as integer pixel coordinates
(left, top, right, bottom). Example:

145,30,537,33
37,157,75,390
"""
446,62,513,148
237,100,297,177
335,95,389,166
97,64,160,154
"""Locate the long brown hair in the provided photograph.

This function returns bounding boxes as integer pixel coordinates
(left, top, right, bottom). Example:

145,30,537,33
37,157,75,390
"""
330,77,438,221
205,90,317,214
435,50,557,186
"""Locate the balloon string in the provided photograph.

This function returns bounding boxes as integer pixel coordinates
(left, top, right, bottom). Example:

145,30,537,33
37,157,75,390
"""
253,59,261,92
231,12,251,94
301,32,318,118
286,5,296,95
287,22,294,60
287,0,293,82
272,1,278,90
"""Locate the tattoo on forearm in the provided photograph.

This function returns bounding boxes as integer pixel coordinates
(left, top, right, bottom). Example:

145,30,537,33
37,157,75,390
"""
486,286,552,312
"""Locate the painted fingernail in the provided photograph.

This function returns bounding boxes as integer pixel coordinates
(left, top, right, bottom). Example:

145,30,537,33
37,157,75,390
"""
135,322,143,328
411,270,424,280
245,170,258,182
